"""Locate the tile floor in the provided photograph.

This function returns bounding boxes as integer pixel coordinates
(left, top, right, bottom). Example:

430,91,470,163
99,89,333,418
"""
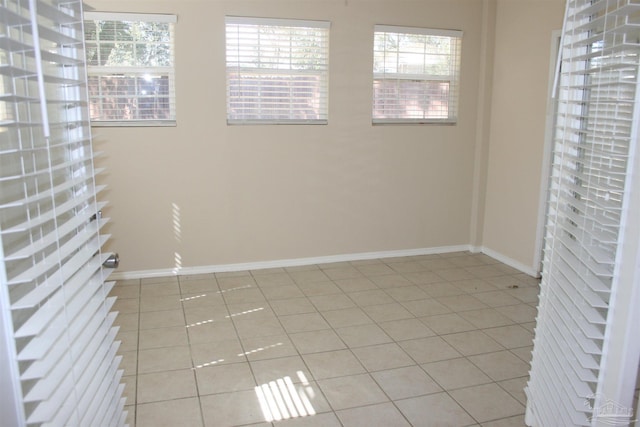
110,251,540,427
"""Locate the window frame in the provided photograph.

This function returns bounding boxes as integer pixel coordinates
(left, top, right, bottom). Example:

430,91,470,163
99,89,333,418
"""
83,11,177,127
225,16,330,125
372,25,463,125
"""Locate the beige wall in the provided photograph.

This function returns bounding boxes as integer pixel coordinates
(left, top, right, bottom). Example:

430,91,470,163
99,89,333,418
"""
481,0,564,272
89,0,565,275
90,0,486,272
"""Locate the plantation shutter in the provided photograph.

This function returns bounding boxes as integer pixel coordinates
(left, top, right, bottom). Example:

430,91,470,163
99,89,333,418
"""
0,0,126,426
525,0,640,426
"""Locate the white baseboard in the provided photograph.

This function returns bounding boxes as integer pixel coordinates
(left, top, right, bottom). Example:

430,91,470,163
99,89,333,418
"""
110,244,472,280
479,246,540,278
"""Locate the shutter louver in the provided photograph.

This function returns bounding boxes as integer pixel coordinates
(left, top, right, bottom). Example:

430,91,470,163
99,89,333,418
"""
526,0,640,425
0,0,126,425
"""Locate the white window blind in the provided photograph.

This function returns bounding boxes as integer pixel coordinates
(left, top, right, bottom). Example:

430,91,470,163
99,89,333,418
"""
83,12,177,126
225,16,330,125
526,0,640,425
0,1,126,426
373,25,462,124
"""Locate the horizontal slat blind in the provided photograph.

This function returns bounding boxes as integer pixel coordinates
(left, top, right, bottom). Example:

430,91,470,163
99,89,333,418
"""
0,0,126,426
525,0,640,425
83,12,177,125
372,25,462,124
225,16,330,124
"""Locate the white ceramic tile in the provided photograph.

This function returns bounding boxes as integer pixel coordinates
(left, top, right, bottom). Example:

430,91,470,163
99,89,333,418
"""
136,397,202,427
302,350,366,379
322,307,373,328
384,285,430,302
458,308,515,329
421,358,492,390
395,392,476,427
450,383,525,423
335,324,393,348
404,271,448,285
270,297,317,315
482,325,534,349
195,361,256,395
399,336,461,364
200,389,268,426
441,331,504,356
280,312,331,333
262,284,306,300
251,355,314,385
140,282,180,297
337,402,411,427
378,318,436,341
139,295,182,312
333,277,378,293
355,263,395,277
346,289,395,306
401,298,451,317
436,295,488,312
240,334,299,361
288,269,330,284
137,345,192,373
136,369,197,403
371,365,441,399
419,313,476,335
352,343,415,372
317,374,388,410
370,274,413,289
139,309,184,330
309,293,356,311
289,329,347,354
190,339,246,368
362,302,414,322
468,350,530,381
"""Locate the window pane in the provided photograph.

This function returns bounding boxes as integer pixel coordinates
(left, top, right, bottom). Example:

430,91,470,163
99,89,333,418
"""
373,79,450,120
226,17,329,124
88,74,172,121
84,14,176,124
373,26,462,123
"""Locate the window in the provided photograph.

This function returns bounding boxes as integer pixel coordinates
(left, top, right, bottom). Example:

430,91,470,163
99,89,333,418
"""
225,17,330,125
83,12,176,125
373,25,462,124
